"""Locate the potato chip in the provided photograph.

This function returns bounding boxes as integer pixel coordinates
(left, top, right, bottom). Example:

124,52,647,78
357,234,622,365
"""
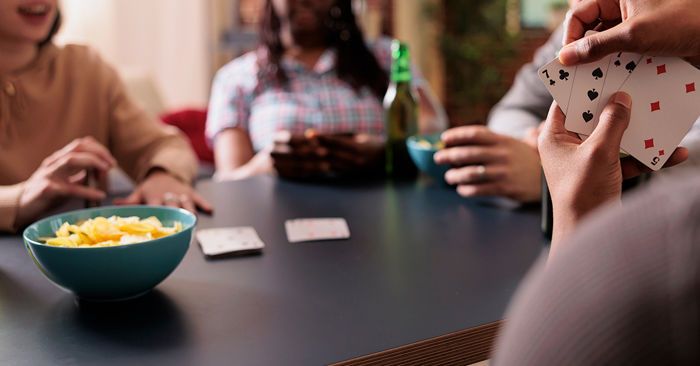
415,139,445,150
43,216,182,248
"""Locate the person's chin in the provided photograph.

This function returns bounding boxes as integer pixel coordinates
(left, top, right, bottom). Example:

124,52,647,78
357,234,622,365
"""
14,32,51,45
3,31,49,46
290,28,326,46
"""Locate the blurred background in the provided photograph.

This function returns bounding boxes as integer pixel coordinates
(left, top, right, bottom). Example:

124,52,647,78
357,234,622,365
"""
56,0,568,125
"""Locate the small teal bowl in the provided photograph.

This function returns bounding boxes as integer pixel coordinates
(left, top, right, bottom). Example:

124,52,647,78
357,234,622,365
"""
23,206,196,301
407,133,450,182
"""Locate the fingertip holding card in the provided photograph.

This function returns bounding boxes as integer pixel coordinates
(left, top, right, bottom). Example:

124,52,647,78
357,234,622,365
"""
285,218,350,243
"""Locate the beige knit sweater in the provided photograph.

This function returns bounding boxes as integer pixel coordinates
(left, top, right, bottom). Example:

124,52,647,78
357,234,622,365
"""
0,44,197,231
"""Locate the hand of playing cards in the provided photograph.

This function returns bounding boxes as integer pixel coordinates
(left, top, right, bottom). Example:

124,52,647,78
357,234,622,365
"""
539,50,700,171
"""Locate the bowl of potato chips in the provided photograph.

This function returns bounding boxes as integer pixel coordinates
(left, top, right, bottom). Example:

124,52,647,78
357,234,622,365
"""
23,206,196,301
407,133,449,182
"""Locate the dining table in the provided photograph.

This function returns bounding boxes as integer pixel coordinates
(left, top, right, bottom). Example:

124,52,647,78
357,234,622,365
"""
0,175,546,365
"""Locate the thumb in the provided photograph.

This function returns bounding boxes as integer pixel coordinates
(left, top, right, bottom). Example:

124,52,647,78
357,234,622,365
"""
559,23,631,65
587,92,632,150
113,190,142,206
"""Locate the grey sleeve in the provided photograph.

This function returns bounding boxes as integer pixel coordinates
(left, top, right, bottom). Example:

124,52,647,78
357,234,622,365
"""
492,174,700,366
487,27,563,139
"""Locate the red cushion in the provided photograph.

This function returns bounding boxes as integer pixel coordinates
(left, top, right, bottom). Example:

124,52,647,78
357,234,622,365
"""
160,109,214,163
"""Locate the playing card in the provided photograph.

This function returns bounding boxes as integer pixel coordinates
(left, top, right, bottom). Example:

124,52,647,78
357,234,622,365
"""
285,218,350,243
619,56,700,170
592,52,643,120
539,57,577,112
564,54,614,135
196,227,265,256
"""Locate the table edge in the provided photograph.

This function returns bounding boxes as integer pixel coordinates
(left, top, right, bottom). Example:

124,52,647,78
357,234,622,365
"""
331,320,503,366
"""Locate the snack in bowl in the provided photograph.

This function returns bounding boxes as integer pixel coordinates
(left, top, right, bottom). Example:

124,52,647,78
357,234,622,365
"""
43,216,183,248
406,133,450,182
23,206,196,301
414,138,445,150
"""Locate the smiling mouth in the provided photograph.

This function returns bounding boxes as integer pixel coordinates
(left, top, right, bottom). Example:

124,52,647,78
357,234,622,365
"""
17,3,51,17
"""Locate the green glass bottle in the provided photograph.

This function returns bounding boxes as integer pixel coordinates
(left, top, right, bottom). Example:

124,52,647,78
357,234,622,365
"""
384,40,418,179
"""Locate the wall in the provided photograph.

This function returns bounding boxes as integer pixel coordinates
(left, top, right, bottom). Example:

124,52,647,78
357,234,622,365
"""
392,0,445,103
56,0,211,110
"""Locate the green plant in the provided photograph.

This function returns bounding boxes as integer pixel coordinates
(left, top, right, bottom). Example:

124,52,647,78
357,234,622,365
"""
550,0,569,11
432,0,518,123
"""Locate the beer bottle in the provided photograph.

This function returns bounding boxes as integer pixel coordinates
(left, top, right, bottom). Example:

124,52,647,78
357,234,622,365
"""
384,40,418,178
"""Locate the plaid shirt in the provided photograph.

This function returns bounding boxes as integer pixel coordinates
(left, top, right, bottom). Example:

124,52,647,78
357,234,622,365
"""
206,37,423,151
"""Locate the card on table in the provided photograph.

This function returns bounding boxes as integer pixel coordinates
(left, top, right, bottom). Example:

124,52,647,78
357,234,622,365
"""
618,56,700,170
196,227,265,257
285,218,350,243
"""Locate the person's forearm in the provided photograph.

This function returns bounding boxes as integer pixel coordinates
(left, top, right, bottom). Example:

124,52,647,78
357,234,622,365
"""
550,199,622,258
550,206,584,257
213,128,255,172
144,137,199,185
214,151,271,181
0,183,25,232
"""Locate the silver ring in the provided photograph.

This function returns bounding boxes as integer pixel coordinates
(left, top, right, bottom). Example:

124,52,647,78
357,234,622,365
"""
163,192,180,204
475,165,487,182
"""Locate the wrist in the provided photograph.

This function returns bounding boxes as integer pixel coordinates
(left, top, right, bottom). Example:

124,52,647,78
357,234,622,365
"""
0,183,27,232
144,167,179,182
550,197,621,255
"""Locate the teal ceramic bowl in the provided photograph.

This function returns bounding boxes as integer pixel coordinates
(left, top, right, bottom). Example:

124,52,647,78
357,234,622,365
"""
23,206,196,301
407,133,450,182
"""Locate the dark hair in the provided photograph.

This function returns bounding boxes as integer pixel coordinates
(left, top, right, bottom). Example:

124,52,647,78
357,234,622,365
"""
258,0,388,99
39,11,61,47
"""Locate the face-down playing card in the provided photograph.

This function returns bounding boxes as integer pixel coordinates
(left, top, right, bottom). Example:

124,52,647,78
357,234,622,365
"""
197,227,265,257
285,218,350,243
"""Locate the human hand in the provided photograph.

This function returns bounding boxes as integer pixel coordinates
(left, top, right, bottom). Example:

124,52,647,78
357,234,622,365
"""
16,137,116,228
433,125,542,203
114,170,213,214
539,92,687,247
560,0,700,66
271,131,384,179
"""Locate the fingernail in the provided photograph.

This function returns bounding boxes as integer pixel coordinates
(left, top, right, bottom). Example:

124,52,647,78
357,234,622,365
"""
613,92,632,109
559,44,579,65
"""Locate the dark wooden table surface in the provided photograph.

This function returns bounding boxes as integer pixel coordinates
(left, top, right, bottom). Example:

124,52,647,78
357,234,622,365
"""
0,176,545,365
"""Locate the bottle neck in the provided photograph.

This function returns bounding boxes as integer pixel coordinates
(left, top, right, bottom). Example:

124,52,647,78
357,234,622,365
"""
389,80,412,92
390,63,411,83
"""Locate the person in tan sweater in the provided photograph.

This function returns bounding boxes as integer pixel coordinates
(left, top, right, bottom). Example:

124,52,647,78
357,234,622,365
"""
0,0,212,232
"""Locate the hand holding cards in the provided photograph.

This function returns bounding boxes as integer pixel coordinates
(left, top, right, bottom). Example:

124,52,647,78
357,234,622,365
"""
539,47,700,170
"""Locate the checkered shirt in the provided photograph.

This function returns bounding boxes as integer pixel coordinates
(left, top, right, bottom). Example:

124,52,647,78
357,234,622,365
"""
206,37,423,151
